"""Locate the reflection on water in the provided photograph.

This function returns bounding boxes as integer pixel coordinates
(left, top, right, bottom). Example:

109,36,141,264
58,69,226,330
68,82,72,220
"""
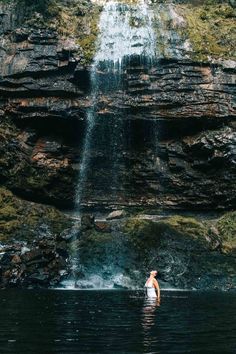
142,297,160,331
0,290,235,354
142,297,161,352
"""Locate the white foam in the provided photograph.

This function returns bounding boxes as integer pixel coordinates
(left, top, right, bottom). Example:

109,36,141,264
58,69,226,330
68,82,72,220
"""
94,1,156,64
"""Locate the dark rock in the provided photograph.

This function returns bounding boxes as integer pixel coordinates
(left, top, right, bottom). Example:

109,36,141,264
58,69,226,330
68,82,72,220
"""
81,214,95,230
21,249,43,263
0,236,71,288
11,255,21,264
0,253,12,266
13,28,29,42
58,227,79,241
76,214,236,291
28,273,50,284
56,241,69,258
95,221,111,233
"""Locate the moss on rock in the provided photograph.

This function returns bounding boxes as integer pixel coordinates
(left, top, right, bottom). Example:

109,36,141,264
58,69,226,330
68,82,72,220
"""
124,215,208,246
1,0,101,64
178,3,236,61
163,215,209,240
216,211,236,254
0,187,72,242
45,0,101,64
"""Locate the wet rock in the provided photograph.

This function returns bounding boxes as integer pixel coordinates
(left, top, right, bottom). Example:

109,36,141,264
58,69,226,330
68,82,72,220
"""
75,213,236,291
56,241,69,258
13,28,29,42
0,237,71,288
58,227,78,242
21,249,43,263
0,187,72,242
21,246,31,255
28,273,50,285
81,214,95,230
11,255,21,264
95,221,111,233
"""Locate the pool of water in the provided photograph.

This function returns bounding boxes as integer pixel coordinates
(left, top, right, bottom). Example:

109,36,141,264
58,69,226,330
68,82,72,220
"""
0,290,235,353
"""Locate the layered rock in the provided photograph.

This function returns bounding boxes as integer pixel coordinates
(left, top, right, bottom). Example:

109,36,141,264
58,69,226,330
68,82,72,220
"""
0,187,73,287
0,0,235,210
0,0,235,289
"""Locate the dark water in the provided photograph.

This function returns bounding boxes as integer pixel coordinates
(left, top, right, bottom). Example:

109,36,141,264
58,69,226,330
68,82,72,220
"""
0,290,235,354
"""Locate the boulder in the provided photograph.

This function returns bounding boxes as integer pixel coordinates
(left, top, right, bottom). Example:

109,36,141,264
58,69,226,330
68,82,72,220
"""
107,210,126,220
81,214,95,230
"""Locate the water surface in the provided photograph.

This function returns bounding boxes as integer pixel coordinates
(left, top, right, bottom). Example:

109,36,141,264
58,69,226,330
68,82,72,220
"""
0,290,235,353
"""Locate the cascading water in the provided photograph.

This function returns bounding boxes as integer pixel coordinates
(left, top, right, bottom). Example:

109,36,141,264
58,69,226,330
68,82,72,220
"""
68,0,157,288
67,1,190,289
75,0,157,209
95,0,156,64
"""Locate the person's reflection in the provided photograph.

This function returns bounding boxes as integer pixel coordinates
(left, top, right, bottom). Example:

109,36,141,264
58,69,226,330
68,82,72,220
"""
142,297,160,331
142,297,160,351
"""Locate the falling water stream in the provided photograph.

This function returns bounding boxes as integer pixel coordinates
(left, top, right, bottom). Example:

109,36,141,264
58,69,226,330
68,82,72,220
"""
69,0,157,286
69,0,190,288
75,0,157,210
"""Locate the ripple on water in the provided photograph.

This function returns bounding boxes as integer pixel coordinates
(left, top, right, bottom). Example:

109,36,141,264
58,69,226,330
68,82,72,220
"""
0,290,235,354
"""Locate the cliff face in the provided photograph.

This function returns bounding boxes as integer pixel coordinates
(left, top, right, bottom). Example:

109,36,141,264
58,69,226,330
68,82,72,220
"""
0,0,235,289
0,0,235,210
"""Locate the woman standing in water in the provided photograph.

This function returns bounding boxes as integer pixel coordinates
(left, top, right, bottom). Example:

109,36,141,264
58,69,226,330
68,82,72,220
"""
145,270,160,300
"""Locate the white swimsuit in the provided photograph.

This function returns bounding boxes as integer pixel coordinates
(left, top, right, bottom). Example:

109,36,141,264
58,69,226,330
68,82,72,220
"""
145,279,157,298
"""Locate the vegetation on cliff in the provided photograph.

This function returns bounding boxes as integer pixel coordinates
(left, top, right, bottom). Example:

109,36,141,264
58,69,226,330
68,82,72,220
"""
124,215,209,254
178,2,236,61
1,0,235,63
124,214,236,256
216,211,236,254
0,187,72,242
0,0,101,64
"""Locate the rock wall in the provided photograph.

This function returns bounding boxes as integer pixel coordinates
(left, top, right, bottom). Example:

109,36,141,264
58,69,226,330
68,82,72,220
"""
0,0,235,288
0,0,235,210
2,210,235,290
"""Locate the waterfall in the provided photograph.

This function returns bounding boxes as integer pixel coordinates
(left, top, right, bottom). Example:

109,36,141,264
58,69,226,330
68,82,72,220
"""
69,0,157,287
75,0,157,211
94,0,156,65
69,1,189,288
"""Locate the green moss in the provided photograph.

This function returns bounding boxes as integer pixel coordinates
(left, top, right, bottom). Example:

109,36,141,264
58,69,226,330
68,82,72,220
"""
78,229,113,265
83,229,112,245
123,215,209,255
0,187,71,242
178,3,236,61
216,211,236,254
44,1,101,64
164,215,208,239
76,9,101,64
1,0,101,64
124,218,164,252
